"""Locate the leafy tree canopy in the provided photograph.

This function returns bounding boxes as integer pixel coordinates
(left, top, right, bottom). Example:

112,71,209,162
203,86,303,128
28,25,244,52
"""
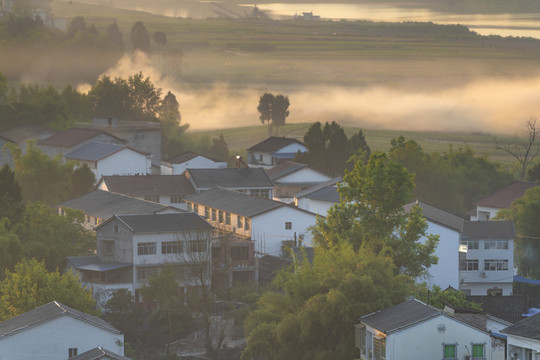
0,258,96,320
257,92,290,135
0,165,24,225
130,21,151,54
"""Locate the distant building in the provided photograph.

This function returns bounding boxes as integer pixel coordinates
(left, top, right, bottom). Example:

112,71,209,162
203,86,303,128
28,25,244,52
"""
246,136,307,168
294,177,341,215
161,151,227,175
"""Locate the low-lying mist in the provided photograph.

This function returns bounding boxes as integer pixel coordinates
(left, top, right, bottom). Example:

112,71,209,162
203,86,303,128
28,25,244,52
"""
80,52,540,136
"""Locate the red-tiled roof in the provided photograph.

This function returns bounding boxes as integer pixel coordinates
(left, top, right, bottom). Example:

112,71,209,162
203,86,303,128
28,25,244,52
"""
476,181,539,208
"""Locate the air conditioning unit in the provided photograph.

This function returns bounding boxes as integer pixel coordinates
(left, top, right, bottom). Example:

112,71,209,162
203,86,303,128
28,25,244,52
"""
465,355,471,360
480,271,487,278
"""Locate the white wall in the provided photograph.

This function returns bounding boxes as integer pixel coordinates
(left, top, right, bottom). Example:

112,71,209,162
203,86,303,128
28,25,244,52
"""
166,156,227,175
96,149,151,179
0,315,123,360
369,315,492,360
471,205,500,221
276,167,331,184
296,197,336,216
251,206,318,256
274,143,307,155
417,221,460,290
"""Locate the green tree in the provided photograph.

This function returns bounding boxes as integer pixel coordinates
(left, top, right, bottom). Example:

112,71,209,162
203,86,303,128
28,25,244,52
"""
497,187,540,278
211,134,229,162
127,71,162,122
61,84,92,123
414,285,482,311
67,16,86,39
16,202,95,271
295,121,371,176
527,161,540,181
257,92,290,135
107,22,124,49
0,258,96,320
70,164,96,198
0,219,23,276
6,142,75,205
0,71,7,104
0,165,24,225
130,21,151,54
257,92,274,134
160,91,188,158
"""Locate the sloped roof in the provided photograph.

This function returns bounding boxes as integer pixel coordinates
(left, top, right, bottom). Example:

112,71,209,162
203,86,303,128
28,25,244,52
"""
360,299,441,334
302,186,340,203
502,312,540,340
0,126,57,143
0,301,120,340
99,174,195,196
65,143,144,162
247,136,305,152
476,181,539,209
404,200,464,232
39,128,124,147
295,177,341,199
68,346,132,360
467,295,531,324
186,168,273,189
100,212,213,234
66,257,131,272
461,221,515,239
166,151,218,164
266,161,307,181
185,187,284,217
58,190,167,219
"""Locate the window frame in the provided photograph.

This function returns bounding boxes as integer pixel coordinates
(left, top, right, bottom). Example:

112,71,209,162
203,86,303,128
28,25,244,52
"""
226,212,231,225
460,239,479,250
137,242,157,256
144,195,160,203
68,348,78,358
443,343,457,360
472,343,485,359
285,221,292,230
162,241,183,254
484,240,509,250
484,259,509,271
170,195,184,204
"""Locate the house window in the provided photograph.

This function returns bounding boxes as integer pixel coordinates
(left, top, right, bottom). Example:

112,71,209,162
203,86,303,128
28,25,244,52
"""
189,239,207,253
460,239,479,250
187,203,193,212
219,210,224,224
212,209,217,221
137,266,158,280
170,195,184,204
162,241,183,254
285,222,292,230
144,195,160,203
259,154,263,162
137,242,156,255
443,344,457,359
68,348,78,358
460,259,479,271
245,218,250,231
226,212,231,225
484,259,508,271
237,215,243,229
102,240,114,256
472,344,484,359
251,189,270,198
355,325,366,355
194,204,199,213
205,207,210,219
484,240,509,250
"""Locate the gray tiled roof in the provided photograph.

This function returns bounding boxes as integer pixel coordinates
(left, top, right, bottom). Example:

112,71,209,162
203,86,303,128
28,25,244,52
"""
39,128,123,147
0,301,120,339
461,220,515,239
68,346,132,360
110,212,213,233
360,299,441,334
185,187,284,217
294,177,341,199
303,186,340,202
65,142,140,161
247,136,304,152
58,190,167,219
266,161,307,181
100,174,195,196
502,312,540,340
404,200,464,232
186,168,273,189
0,126,57,143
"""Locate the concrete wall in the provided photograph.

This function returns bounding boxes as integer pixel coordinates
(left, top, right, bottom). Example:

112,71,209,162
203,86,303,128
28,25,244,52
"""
95,149,151,179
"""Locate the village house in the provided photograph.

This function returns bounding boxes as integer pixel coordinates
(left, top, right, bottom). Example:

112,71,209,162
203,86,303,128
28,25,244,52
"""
57,189,174,230
470,180,539,221
501,311,540,360
0,125,57,168
68,212,214,305
96,174,196,210
266,161,332,202
69,346,132,360
37,127,126,160
355,298,504,360
65,142,152,180
246,136,307,167
0,301,124,360
184,187,319,257
161,151,227,175
294,177,341,216
185,167,274,199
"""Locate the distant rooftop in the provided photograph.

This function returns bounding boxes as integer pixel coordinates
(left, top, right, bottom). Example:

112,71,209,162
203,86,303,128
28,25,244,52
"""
266,161,307,181
476,180,539,209
65,142,144,162
461,220,515,239
39,128,124,147
100,212,213,234
99,174,195,196
186,168,273,189
404,200,464,232
247,136,305,152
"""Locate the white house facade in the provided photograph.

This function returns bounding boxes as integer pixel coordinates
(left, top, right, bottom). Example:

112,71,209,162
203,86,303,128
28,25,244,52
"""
267,161,332,201
0,301,123,360
246,136,307,167
501,312,540,360
161,151,227,175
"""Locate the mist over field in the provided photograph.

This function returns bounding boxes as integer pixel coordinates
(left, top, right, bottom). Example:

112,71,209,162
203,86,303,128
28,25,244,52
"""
81,52,540,135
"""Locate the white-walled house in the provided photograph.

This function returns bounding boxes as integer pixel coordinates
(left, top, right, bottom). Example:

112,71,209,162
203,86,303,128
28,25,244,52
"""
161,151,227,175
0,301,124,360
96,174,196,210
470,181,538,221
246,136,307,167
404,201,464,291
459,221,515,296
69,212,214,305
266,161,332,202
294,177,341,216
65,142,152,180
185,187,319,256
501,312,540,360
355,299,503,360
